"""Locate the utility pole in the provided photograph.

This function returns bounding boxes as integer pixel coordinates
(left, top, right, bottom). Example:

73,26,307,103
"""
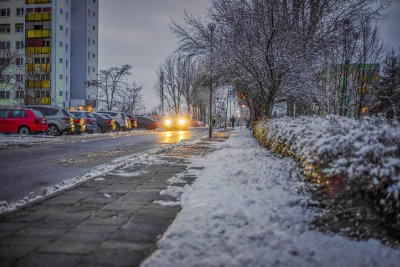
225,89,229,130
208,22,216,138
159,71,164,116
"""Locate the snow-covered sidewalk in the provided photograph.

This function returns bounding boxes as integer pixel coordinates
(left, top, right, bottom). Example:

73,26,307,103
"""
142,129,400,267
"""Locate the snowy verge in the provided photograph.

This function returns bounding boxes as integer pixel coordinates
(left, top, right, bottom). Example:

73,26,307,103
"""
142,129,400,267
0,133,204,215
253,116,400,219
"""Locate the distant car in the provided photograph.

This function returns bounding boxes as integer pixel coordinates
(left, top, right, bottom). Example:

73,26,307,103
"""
123,113,137,129
97,111,129,130
92,112,115,132
25,105,74,136
136,115,159,130
0,108,47,134
69,111,97,133
162,115,190,131
71,115,86,134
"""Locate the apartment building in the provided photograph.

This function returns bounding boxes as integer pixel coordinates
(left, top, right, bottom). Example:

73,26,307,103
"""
0,0,98,109
70,0,98,109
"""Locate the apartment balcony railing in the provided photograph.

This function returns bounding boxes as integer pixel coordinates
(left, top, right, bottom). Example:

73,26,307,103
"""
25,46,51,54
25,13,51,22
26,80,51,89
26,29,51,38
26,0,52,4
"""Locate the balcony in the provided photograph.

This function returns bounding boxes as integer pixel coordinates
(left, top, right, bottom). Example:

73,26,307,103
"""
26,29,51,38
26,0,52,4
26,46,51,54
26,13,51,22
26,80,51,89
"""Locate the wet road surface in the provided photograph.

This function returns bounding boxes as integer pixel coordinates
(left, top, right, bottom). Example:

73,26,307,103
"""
0,129,206,202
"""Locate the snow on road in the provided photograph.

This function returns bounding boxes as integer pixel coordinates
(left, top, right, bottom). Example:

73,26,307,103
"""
143,129,400,267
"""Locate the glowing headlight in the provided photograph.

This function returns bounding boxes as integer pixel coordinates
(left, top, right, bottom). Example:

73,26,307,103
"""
179,119,185,125
165,119,172,126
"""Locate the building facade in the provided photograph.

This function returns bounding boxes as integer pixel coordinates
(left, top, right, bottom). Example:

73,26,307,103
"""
70,0,98,109
0,0,98,109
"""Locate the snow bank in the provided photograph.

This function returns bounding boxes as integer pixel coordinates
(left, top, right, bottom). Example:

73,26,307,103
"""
253,116,400,219
142,129,400,267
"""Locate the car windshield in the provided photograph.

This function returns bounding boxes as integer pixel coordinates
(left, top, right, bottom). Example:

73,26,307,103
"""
86,112,95,118
32,110,44,118
62,109,72,116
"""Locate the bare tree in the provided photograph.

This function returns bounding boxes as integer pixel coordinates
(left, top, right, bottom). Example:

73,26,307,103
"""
170,0,390,121
119,82,143,114
87,64,132,111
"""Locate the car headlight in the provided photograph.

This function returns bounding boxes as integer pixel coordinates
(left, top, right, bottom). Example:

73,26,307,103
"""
179,119,185,125
165,119,172,126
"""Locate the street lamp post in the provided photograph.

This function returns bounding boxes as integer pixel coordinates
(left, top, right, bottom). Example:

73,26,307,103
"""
159,71,164,116
208,22,215,138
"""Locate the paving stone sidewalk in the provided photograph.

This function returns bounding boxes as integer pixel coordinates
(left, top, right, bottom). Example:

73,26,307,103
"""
0,131,230,267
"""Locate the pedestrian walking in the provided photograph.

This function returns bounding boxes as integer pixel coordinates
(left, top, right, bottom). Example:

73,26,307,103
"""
230,116,235,128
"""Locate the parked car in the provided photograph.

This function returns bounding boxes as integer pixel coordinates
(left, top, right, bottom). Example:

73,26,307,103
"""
69,111,97,133
71,115,86,134
97,111,129,130
92,112,115,132
136,115,159,130
0,108,47,134
123,113,138,129
25,105,74,136
162,115,189,131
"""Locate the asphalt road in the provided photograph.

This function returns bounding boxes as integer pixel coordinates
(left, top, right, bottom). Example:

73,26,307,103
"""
0,128,206,203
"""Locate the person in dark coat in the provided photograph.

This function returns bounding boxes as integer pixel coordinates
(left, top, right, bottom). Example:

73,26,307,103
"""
230,116,235,128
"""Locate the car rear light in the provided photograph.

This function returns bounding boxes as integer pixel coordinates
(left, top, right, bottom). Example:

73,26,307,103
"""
86,118,91,123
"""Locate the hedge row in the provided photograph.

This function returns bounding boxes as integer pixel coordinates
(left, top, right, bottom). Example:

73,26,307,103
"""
253,116,400,224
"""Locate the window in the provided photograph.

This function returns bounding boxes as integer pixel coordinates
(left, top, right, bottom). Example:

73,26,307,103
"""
92,53,95,59
59,41,63,47
0,9,10,17
16,41,24,49
88,38,90,46
65,44,68,53
65,59,68,69
0,74,11,83
0,110,9,118
16,58,23,66
92,25,96,31
65,27,68,37
0,41,10,49
92,67,95,73
16,91,24,99
59,91,63,96
16,74,23,83
88,52,90,60
34,57,41,64
88,66,90,74
0,24,11,33
16,8,24,16
15,23,23,33
92,39,95,45
0,91,10,99
65,12,69,21
11,110,26,118
59,25,63,31
88,9,91,17
59,58,63,63
65,75,68,85
60,8,63,15
59,74,63,80
93,11,95,17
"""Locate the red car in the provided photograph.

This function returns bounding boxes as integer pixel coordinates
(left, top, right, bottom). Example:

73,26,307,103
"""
0,108,48,134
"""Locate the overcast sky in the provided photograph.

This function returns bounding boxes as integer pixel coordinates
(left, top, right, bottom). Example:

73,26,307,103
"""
98,0,400,113
98,0,209,113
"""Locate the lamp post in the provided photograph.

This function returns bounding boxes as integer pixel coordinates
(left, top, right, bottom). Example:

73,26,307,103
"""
208,22,216,138
159,71,164,116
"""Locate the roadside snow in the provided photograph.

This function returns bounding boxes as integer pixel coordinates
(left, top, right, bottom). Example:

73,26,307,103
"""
0,134,203,214
142,129,400,267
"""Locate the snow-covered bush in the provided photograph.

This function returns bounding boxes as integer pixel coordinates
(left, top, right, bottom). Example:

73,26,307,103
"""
253,116,400,220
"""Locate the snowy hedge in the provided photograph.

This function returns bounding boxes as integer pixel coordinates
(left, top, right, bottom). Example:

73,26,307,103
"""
253,116,400,220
